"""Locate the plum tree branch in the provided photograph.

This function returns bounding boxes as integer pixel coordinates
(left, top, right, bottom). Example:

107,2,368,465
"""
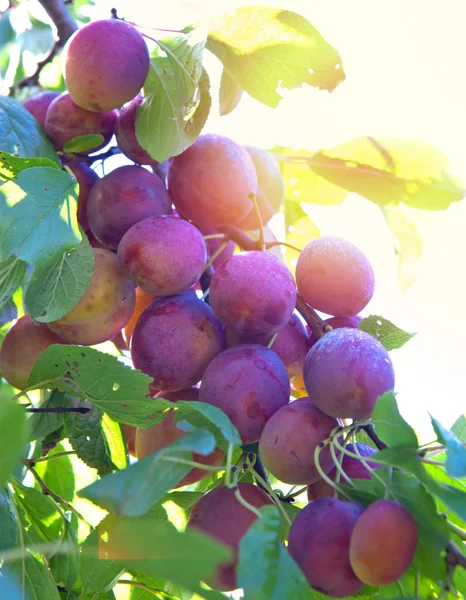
359,424,388,450
295,294,328,339
16,0,77,89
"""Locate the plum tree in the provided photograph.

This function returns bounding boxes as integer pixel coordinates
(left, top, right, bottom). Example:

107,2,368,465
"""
168,134,257,227
308,443,383,499
199,345,290,444
23,91,60,129
296,236,375,317
186,483,273,590
0,314,64,390
118,216,207,295
131,292,225,391
258,397,338,484
62,19,150,112
210,251,296,338
87,165,171,249
47,249,136,345
136,387,224,487
68,162,99,233
349,499,418,585
115,94,159,166
288,497,365,597
304,328,395,419
237,146,285,231
44,92,118,151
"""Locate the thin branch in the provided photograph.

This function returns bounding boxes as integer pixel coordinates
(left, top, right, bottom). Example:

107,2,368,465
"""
220,226,258,251
295,294,328,340
25,407,90,414
117,579,172,599
16,0,78,89
446,542,466,570
359,424,388,450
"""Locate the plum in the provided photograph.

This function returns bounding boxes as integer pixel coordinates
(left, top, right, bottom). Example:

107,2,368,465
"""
115,94,158,165
47,249,135,345
23,91,60,129
68,162,99,232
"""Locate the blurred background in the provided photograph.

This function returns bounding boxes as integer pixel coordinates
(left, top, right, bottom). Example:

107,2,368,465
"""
2,0,465,442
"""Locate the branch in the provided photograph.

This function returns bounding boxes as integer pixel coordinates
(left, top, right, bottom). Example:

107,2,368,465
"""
295,294,328,339
446,542,466,570
359,424,388,450
16,0,77,89
25,406,90,414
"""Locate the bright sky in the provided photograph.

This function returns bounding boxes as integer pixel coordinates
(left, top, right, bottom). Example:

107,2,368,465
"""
84,0,466,439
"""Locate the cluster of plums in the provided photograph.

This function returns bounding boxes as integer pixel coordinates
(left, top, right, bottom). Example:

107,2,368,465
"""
0,17,418,596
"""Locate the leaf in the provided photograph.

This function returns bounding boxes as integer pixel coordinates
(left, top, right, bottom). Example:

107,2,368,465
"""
371,392,418,448
0,395,29,489
49,519,79,589
0,166,81,267
219,67,243,116
27,390,65,443
78,429,216,516
382,205,422,292
172,400,242,450
79,525,125,593
0,150,59,182
430,415,466,479
358,315,416,351
63,397,116,476
136,31,210,162
24,234,94,322
102,413,128,471
237,505,310,599
451,413,466,441
35,442,75,503
7,552,61,600
63,134,105,154
0,488,19,553
11,478,61,542
0,255,27,312
0,95,58,162
29,345,160,428
207,7,344,108
309,137,465,210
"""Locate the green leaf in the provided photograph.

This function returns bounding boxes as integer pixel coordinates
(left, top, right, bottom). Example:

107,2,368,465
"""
0,166,81,267
102,413,128,471
27,390,65,443
63,396,118,476
451,413,466,441
237,505,310,599
24,234,94,322
11,478,61,542
49,519,79,589
309,137,465,210
63,134,105,154
430,415,466,479
35,442,75,503
78,428,216,516
207,7,344,108
136,31,209,162
0,255,27,313
172,400,241,451
79,524,125,593
0,95,58,162
0,488,19,553
219,67,243,116
358,315,416,351
7,553,61,600
371,392,418,447
382,205,423,292
0,150,59,182
0,395,29,489
29,345,160,428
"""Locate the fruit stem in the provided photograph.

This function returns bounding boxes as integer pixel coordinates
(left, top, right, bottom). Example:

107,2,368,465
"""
245,462,292,527
204,239,229,270
160,456,225,473
295,294,329,339
233,487,262,518
249,193,266,251
265,241,302,253
224,442,234,488
22,450,76,465
266,332,279,349
313,442,352,501
446,520,466,541
330,433,355,489
117,579,173,599
220,226,258,251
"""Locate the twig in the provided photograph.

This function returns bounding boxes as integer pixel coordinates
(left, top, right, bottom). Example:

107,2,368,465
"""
20,459,93,529
65,145,122,165
265,240,302,253
25,407,90,414
295,294,328,339
117,579,172,599
359,424,388,450
220,226,258,251
22,450,76,466
445,542,466,569
16,0,78,89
